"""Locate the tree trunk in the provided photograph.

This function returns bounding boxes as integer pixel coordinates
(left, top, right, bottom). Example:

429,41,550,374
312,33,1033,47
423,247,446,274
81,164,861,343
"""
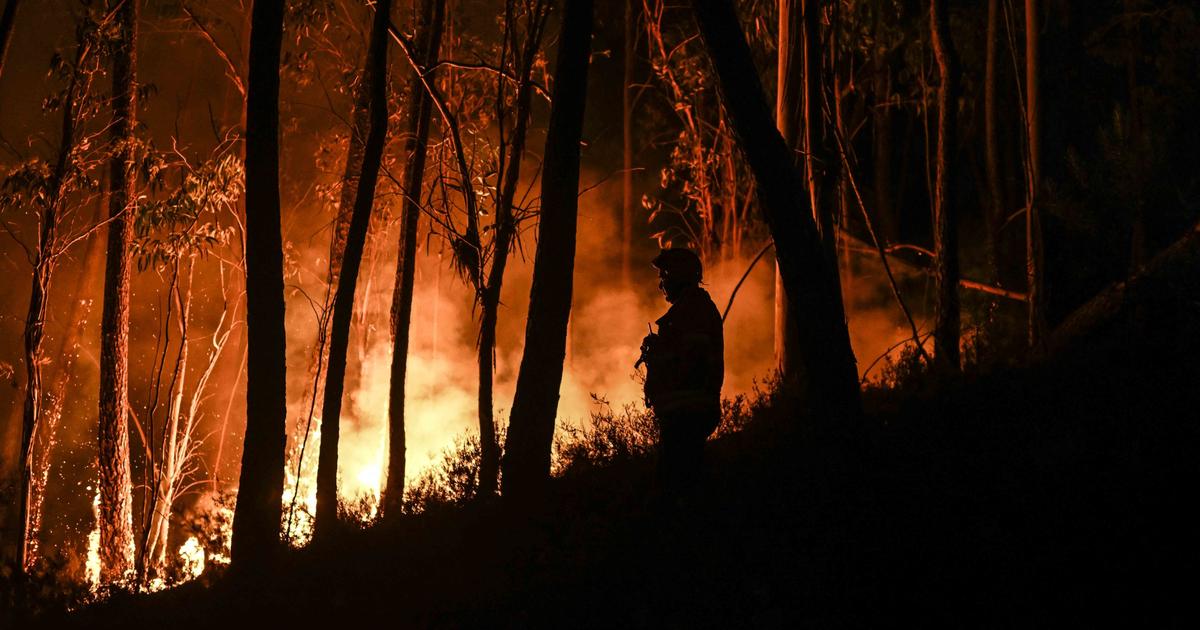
474,1,549,500
18,31,87,572
872,9,896,246
97,0,137,583
689,0,860,417
383,0,444,519
502,0,593,501
983,0,1003,283
230,0,288,571
774,0,803,379
0,0,18,86
621,0,636,287
930,0,960,372
1025,0,1043,347
315,0,392,537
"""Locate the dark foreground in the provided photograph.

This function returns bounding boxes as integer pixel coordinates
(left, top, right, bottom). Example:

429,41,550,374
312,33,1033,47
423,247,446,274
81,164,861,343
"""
24,305,1200,627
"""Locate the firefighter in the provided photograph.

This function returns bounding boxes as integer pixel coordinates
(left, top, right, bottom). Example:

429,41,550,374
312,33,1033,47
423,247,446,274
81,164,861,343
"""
639,248,724,494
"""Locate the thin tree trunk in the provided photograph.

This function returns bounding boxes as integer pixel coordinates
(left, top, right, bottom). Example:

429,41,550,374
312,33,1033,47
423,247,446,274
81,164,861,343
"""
383,0,444,519
18,32,88,572
621,0,635,287
230,0,288,571
475,1,549,500
97,0,137,583
983,0,1003,283
872,10,896,245
1025,0,1043,347
689,0,860,417
315,0,392,537
930,0,960,372
28,200,103,569
502,0,593,501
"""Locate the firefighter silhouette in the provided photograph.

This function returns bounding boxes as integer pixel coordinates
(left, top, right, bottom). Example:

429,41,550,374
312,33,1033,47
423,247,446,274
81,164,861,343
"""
639,248,724,493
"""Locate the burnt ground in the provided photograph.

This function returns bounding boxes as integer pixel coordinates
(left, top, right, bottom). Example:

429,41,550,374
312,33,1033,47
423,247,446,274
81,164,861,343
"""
19,293,1200,628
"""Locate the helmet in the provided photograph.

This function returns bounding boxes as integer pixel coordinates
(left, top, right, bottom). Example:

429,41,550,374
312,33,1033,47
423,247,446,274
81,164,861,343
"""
651,248,703,284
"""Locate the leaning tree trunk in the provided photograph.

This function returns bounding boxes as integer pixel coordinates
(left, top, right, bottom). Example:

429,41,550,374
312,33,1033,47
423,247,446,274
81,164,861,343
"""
97,0,137,584
502,0,593,501
930,0,960,372
315,0,392,537
230,0,288,571
383,0,444,519
690,0,859,417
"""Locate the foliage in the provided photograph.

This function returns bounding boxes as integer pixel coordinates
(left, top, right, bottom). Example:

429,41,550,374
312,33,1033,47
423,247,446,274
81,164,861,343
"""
133,154,243,272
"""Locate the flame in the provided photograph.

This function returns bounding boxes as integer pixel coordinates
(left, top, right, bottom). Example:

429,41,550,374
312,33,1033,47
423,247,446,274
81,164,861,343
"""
84,489,100,588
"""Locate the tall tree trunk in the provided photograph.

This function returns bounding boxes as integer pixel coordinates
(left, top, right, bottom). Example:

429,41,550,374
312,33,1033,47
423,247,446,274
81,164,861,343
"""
0,0,18,86
983,0,1003,283
230,0,288,571
315,0,392,537
27,201,103,568
621,0,636,287
774,0,803,379
502,0,593,501
475,1,549,500
1025,0,1043,347
383,0,444,519
97,0,137,583
873,40,895,245
18,32,87,572
930,0,960,372
689,0,860,417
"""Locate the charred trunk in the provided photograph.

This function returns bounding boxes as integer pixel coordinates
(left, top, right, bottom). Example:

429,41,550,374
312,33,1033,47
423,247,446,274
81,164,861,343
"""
383,0,444,519
230,0,288,570
502,0,593,501
315,0,392,537
930,0,960,372
97,0,137,583
690,0,860,418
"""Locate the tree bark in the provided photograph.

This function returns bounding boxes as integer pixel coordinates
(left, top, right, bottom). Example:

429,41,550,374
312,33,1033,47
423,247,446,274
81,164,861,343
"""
18,30,88,572
930,0,960,372
983,0,1003,283
502,0,593,501
474,0,549,500
621,0,636,287
690,0,859,417
383,0,444,519
315,0,392,537
774,0,803,379
97,0,137,583
230,0,288,571
1025,0,1043,347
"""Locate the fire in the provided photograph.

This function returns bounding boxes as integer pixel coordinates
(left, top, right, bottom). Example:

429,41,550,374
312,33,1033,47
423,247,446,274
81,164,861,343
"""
84,490,100,588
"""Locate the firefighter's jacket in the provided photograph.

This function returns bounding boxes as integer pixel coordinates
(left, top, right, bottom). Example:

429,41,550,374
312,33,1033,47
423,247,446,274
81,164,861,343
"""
643,285,724,415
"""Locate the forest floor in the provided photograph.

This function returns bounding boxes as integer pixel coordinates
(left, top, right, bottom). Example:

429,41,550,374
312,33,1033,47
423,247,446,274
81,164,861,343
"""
19,302,1200,627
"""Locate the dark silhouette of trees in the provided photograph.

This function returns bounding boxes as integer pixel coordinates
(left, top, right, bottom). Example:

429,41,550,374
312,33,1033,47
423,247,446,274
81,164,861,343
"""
315,0,393,536
0,0,18,86
384,0,445,518
930,0,960,372
983,0,1004,283
96,0,137,584
503,0,594,501
689,0,859,417
230,0,288,570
